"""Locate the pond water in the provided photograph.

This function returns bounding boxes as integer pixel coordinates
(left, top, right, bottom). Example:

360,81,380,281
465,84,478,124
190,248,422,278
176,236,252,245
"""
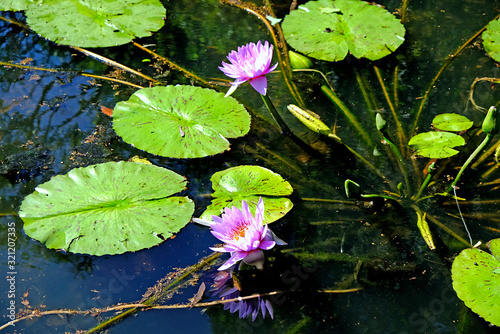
1,0,500,333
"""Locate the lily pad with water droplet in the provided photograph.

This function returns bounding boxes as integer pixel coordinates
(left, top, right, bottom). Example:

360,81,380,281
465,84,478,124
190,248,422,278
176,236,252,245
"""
19,161,194,256
408,131,465,158
200,165,293,223
282,0,405,61
452,239,500,326
25,0,166,48
113,85,250,158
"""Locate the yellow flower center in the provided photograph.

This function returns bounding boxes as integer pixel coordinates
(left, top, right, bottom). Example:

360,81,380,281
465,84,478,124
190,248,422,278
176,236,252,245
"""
229,221,249,241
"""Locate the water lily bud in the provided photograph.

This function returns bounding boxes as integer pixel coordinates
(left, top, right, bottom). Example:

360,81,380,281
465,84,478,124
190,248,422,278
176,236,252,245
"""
287,104,330,135
289,50,313,69
482,106,497,135
376,113,387,131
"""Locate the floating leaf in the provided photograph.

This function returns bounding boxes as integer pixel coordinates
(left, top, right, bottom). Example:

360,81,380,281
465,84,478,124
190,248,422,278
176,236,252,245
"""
452,239,500,326
432,113,473,132
282,0,405,61
113,85,250,158
408,131,465,158
483,18,500,62
19,161,194,256
25,0,166,48
200,166,293,223
0,0,40,10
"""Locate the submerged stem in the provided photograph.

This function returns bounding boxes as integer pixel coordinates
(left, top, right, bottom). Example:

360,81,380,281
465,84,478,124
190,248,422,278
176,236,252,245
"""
86,252,221,333
380,132,412,195
132,42,218,90
321,85,375,148
374,66,406,154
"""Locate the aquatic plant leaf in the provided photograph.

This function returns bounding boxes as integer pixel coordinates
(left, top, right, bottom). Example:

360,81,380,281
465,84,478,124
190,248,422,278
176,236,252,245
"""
483,18,500,62
452,239,500,326
201,166,293,223
408,131,465,158
282,0,405,61
432,114,473,132
113,85,250,158
19,161,194,256
25,0,166,48
0,0,40,10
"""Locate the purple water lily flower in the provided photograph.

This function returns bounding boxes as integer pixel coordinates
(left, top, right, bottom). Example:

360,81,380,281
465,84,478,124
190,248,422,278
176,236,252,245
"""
219,41,278,97
210,270,274,321
195,197,285,271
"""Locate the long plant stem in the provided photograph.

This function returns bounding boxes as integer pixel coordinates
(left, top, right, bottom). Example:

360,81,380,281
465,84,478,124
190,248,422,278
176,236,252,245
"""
410,13,500,138
321,85,375,148
0,61,145,89
472,135,500,169
447,134,492,193
261,94,292,136
374,66,406,153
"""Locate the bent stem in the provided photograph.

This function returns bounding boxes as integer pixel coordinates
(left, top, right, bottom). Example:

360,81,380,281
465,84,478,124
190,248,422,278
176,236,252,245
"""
261,94,293,136
446,134,492,194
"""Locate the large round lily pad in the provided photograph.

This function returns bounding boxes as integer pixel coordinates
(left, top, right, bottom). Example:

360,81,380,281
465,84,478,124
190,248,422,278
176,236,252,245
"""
452,239,500,326
282,0,405,61
113,85,251,158
19,161,194,256
483,18,500,62
25,0,166,48
200,165,294,223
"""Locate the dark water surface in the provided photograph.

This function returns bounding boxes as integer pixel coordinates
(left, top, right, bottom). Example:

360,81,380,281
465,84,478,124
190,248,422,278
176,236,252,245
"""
1,0,500,333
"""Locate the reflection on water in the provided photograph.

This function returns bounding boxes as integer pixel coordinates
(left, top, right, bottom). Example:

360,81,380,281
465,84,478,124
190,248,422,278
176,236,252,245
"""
1,0,500,333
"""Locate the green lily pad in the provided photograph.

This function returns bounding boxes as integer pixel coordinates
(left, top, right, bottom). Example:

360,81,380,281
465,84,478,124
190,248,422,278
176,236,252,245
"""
0,0,40,10
113,85,250,158
282,0,405,61
408,131,465,158
25,0,166,48
200,166,294,223
432,114,473,132
19,161,194,256
483,18,500,62
452,239,500,326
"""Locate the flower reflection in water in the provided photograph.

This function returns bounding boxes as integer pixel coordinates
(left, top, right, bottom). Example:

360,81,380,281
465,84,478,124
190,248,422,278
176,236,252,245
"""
210,270,274,321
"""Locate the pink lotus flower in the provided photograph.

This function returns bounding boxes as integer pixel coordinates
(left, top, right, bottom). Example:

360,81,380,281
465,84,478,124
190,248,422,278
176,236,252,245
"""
219,41,278,97
194,197,285,271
